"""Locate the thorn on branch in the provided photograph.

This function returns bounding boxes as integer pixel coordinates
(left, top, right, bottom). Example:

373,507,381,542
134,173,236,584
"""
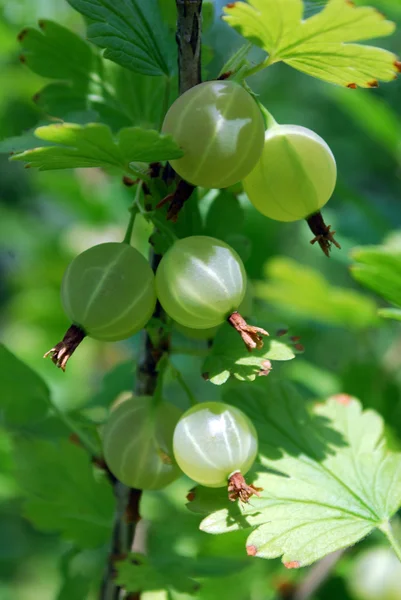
307,211,341,257
227,311,269,351
44,324,86,371
156,178,195,222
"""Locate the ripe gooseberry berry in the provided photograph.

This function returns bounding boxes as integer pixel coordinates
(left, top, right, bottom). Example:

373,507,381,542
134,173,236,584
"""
103,396,182,490
173,402,259,501
46,242,156,370
155,236,246,329
61,242,156,341
243,124,337,222
162,80,265,189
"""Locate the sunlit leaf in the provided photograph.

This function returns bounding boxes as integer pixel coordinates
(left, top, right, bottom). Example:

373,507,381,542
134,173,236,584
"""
351,244,401,319
193,380,401,567
224,0,398,87
256,256,379,328
11,123,183,172
202,323,296,385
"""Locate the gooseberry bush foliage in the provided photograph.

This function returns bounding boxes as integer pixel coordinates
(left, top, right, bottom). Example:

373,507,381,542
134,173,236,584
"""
1,0,401,598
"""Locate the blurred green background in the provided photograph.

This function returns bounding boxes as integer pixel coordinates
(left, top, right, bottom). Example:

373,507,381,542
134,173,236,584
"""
0,0,401,598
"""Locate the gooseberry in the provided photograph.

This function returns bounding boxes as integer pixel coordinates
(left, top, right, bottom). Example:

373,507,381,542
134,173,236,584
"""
173,401,258,488
155,236,246,329
61,242,156,341
243,124,337,222
162,80,265,189
102,396,182,490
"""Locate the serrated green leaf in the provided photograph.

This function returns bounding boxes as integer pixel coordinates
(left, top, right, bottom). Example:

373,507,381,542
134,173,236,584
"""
15,438,115,547
57,548,104,600
0,344,50,427
224,0,398,87
11,123,183,173
67,0,176,77
256,256,379,329
17,20,136,129
202,323,295,385
19,19,92,81
197,380,401,567
351,244,401,320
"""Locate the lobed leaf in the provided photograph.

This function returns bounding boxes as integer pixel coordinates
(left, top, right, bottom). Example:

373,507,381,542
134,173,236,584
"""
194,380,401,567
256,256,379,329
17,20,134,130
202,323,296,385
224,0,399,87
67,0,176,77
15,438,115,547
11,123,183,173
0,344,50,427
351,243,401,320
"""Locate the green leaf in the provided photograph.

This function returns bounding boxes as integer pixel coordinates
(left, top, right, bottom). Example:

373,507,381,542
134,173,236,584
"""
116,553,197,594
18,20,135,129
57,548,104,600
67,0,176,77
351,243,401,319
224,0,398,87
197,380,401,567
256,256,379,329
202,323,296,385
379,308,401,321
19,19,92,82
11,123,183,173
0,344,49,427
15,438,115,547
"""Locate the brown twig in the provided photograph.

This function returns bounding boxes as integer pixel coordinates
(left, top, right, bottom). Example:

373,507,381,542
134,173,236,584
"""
157,0,203,221
100,2,203,598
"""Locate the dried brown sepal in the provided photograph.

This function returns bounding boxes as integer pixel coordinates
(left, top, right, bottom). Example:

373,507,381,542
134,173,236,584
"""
156,178,195,222
228,471,262,503
228,311,269,351
44,324,86,371
307,211,341,257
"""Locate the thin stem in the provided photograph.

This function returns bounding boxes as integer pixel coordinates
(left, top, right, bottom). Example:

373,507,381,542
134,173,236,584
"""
380,521,401,563
123,184,142,244
257,102,278,129
243,55,274,79
170,361,197,407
